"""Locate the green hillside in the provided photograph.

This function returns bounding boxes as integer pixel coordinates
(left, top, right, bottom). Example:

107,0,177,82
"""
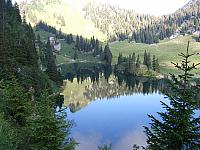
35,29,101,65
20,0,106,41
36,27,200,75
109,35,200,75
25,0,200,76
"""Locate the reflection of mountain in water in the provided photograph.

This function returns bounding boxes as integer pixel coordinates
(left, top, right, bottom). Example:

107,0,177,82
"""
60,63,167,112
84,75,166,100
60,63,200,112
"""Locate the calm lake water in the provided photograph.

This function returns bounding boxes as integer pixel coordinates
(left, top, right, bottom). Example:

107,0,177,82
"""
65,93,168,150
60,63,169,150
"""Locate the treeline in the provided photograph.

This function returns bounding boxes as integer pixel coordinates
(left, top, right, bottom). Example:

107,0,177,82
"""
36,21,73,41
84,2,158,43
75,35,112,64
130,27,159,44
114,51,159,76
19,0,200,44
84,0,200,44
0,1,76,149
61,63,112,83
84,76,166,101
36,21,57,35
36,21,113,65
36,34,62,83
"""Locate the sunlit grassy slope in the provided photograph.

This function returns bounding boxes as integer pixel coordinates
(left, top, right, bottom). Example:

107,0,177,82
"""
36,28,200,75
21,0,106,41
109,35,200,75
35,29,100,64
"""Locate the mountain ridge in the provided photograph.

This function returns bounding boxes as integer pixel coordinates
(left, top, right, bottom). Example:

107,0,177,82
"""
19,0,200,43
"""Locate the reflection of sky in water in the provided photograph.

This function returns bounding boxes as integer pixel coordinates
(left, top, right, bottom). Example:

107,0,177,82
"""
66,94,169,150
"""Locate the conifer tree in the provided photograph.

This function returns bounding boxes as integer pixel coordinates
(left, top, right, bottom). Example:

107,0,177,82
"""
103,44,112,64
117,53,123,65
132,52,136,68
146,52,152,70
152,55,156,71
45,38,61,83
127,54,134,74
143,50,147,65
155,58,160,72
75,35,80,50
93,39,100,56
74,50,78,60
136,55,140,69
13,2,22,23
144,42,200,150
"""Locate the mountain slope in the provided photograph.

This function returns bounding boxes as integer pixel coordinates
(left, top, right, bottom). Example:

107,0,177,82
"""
84,0,200,42
19,0,200,43
19,0,106,41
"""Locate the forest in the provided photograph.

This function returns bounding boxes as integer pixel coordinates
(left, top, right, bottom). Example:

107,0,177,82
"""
19,0,200,43
84,0,200,43
0,1,76,149
0,0,199,150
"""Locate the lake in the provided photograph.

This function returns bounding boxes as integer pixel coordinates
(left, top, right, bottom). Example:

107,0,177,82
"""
60,63,169,150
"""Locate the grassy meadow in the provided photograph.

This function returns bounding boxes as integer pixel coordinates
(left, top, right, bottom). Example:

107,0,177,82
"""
109,35,200,75
24,0,106,41
35,28,200,76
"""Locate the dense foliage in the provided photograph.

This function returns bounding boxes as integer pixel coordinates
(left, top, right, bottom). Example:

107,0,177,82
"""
0,79,76,150
144,42,200,149
75,35,112,64
114,51,160,76
0,1,76,149
0,0,52,93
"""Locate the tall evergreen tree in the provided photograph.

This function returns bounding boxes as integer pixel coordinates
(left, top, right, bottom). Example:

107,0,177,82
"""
74,50,78,60
152,55,156,71
13,2,22,23
45,38,61,83
132,52,136,67
93,39,100,56
117,53,123,65
127,54,135,75
144,42,200,150
146,52,152,70
136,54,140,69
143,50,147,65
103,44,112,64
155,58,160,72
75,35,80,50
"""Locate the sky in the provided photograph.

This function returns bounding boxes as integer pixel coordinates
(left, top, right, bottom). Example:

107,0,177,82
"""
13,0,190,16
99,0,190,15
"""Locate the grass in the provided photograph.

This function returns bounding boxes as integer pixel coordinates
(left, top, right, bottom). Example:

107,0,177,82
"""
24,0,106,41
35,28,200,76
109,35,200,75
35,29,101,65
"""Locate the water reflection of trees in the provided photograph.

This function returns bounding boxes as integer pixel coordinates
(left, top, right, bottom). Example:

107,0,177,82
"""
61,63,112,83
84,75,167,101
60,63,167,112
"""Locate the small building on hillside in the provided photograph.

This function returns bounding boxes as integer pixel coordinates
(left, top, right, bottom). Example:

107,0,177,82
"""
49,37,61,52
49,37,55,45
54,42,61,51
